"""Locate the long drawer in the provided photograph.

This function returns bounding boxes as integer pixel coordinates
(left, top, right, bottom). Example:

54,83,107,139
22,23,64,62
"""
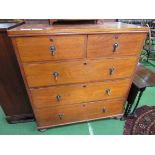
23,57,137,88
31,79,131,108
15,35,85,62
87,33,146,58
35,98,125,128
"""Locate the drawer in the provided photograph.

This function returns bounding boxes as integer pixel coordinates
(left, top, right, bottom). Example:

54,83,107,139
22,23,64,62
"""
35,103,85,127
85,98,125,120
24,57,137,87
31,79,131,108
35,98,125,128
16,35,85,62
87,33,146,58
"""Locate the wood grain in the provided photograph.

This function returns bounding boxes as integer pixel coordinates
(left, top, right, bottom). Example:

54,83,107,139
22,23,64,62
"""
31,79,130,108
8,22,149,129
16,35,85,62
35,98,125,127
87,33,146,58
23,57,137,88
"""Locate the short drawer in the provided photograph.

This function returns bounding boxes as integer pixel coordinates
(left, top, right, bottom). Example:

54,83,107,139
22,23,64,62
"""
35,98,125,128
87,33,146,58
24,57,137,88
31,79,130,108
16,35,85,62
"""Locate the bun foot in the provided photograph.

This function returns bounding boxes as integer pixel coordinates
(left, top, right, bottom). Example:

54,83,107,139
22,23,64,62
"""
113,116,122,120
38,129,47,132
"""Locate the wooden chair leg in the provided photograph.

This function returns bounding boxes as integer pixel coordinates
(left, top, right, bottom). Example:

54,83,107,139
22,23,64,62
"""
131,88,146,115
123,84,139,119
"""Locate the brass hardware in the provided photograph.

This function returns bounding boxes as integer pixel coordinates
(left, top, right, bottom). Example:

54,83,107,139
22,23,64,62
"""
56,95,61,101
113,42,119,52
102,107,106,113
58,113,64,120
50,46,56,56
109,67,115,76
53,72,59,80
106,88,111,96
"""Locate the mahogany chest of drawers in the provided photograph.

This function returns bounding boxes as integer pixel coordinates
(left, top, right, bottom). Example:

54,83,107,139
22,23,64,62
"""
8,22,149,130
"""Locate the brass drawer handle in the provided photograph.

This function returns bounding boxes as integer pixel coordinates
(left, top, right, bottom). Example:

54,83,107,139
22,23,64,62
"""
102,107,107,113
50,46,56,56
56,95,61,101
57,113,64,120
53,72,59,81
106,88,111,96
109,67,115,76
113,42,119,52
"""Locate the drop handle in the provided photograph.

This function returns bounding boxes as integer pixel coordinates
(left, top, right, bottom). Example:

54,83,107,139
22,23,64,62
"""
113,42,119,52
109,67,115,76
53,72,59,80
57,113,64,120
50,46,56,56
106,88,111,96
56,95,61,101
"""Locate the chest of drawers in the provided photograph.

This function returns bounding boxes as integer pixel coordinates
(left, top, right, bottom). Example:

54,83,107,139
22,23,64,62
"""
8,22,149,130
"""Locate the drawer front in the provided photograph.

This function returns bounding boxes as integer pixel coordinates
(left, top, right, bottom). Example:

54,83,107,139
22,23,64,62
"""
87,33,146,58
85,98,124,120
24,57,137,87
35,103,85,127
35,98,124,127
31,79,130,108
16,35,85,62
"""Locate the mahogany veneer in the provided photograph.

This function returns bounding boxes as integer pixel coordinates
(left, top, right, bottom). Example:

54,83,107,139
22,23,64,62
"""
23,57,137,87
8,22,149,130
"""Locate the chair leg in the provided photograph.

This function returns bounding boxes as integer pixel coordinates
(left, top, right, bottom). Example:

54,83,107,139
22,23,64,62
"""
147,50,151,62
123,84,139,119
131,88,145,115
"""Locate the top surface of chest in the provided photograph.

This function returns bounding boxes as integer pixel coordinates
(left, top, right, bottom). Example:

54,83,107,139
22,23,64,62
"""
7,22,149,36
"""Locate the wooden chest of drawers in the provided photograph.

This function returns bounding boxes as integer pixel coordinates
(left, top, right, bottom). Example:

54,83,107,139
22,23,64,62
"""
8,22,149,130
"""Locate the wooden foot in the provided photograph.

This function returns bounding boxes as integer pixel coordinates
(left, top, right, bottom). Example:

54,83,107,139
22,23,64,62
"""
38,129,47,132
127,113,138,119
113,115,122,120
121,113,138,120
120,116,126,121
